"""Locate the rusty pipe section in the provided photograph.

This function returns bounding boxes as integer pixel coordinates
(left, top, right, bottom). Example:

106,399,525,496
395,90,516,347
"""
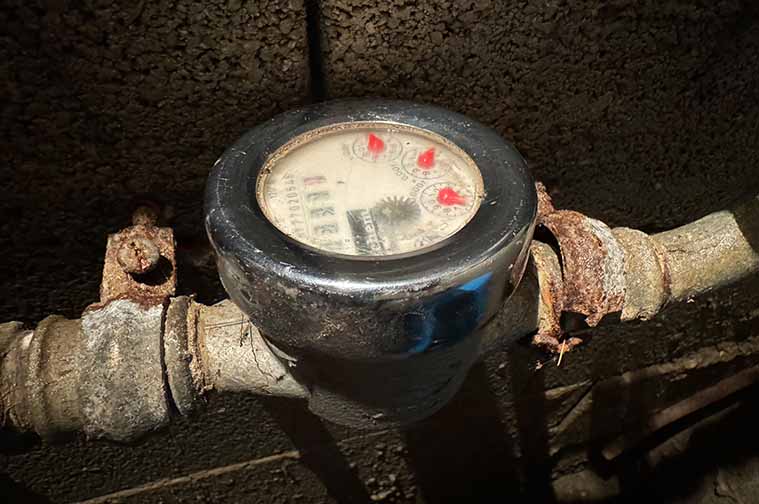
522,188,759,352
0,298,307,443
0,302,170,442
0,205,308,444
1,194,757,441
619,193,759,317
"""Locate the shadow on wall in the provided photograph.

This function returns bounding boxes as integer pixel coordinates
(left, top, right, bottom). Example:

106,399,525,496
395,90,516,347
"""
404,363,526,502
735,194,759,255
587,385,759,503
258,359,540,502
259,339,759,503
263,398,373,504
0,475,50,504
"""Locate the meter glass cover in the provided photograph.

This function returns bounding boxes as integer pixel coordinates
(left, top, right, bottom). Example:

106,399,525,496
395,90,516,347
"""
256,122,485,258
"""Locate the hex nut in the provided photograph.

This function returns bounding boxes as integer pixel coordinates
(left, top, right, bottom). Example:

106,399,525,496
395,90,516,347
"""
117,237,161,275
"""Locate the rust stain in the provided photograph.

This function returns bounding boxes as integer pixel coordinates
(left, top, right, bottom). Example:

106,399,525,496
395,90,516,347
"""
131,204,159,227
530,182,627,352
531,241,563,337
117,236,161,274
530,241,583,355
532,333,584,355
535,181,556,222
541,210,625,326
91,209,176,309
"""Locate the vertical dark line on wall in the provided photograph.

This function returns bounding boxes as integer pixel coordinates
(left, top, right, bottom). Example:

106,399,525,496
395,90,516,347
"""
305,0,326,102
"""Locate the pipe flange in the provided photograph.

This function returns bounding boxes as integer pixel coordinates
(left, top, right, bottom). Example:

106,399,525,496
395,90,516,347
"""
164,297,205,416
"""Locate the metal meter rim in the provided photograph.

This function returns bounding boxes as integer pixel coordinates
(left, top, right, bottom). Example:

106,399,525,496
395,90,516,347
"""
205,99,536,298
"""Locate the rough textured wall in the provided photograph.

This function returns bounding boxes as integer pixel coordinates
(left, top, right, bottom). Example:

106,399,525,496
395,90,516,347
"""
3,0,759,502
0,0,310,323
319,0,759,229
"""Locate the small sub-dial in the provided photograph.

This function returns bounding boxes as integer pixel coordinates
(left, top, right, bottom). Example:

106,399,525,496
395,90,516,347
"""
401,147,450,179
420,183,475,218
352,132,403,162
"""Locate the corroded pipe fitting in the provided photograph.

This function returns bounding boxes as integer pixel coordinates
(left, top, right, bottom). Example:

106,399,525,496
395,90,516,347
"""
1,318,84,438
0,297,306,443
0,301,177,442
531,186,759,351
164,297,206,416
540,210,625,327
612,228,670,321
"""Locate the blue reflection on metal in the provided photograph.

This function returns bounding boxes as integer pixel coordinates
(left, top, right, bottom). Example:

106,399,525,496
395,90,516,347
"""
405,272,493,354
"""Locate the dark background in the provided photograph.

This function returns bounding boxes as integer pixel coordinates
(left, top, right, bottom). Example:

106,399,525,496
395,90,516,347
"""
2,0,759,502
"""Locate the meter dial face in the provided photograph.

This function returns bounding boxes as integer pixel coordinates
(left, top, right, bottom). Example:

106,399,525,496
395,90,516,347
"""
256,122,485,259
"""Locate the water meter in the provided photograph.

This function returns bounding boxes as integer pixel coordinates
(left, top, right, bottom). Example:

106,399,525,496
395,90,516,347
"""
205,100,536,428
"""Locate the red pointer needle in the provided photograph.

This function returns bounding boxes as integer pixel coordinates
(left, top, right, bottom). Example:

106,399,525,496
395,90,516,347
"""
367,133,385,155
437,187,467,206
417,148,435,169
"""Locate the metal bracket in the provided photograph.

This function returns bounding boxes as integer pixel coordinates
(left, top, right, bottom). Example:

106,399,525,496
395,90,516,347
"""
97,206,176,306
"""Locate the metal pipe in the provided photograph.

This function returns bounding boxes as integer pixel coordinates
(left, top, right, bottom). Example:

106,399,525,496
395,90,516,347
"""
652,193,759,303
193,299,308,399
527,192,759,352
1,194,757,441
0,297,308,443
0,301,171,442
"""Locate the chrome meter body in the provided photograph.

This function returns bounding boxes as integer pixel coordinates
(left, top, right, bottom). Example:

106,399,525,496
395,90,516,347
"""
205,100,537,428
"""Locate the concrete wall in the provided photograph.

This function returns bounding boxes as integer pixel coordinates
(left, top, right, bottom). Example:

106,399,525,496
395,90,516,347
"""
319,0,759,229
2,1,759,502
1,0,310,323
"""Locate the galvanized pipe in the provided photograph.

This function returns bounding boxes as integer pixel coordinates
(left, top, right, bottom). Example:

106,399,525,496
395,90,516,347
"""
0,301,171,442
526,192,759,351
653,193,759,303
1,194,757,442
0,298,307,443
193,299,308,399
